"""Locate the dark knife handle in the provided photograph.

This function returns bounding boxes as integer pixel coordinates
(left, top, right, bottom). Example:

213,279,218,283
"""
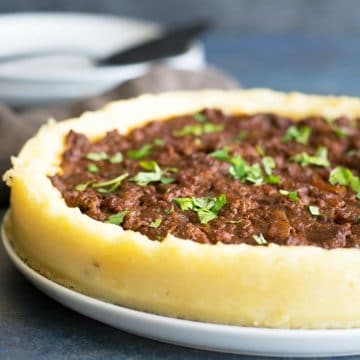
98,21,210,66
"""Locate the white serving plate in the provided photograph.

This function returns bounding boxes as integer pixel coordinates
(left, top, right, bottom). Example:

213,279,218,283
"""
2,214,360,357
0,13,205,106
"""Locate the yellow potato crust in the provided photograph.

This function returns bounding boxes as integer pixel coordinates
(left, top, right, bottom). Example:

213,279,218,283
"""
4,89,360,329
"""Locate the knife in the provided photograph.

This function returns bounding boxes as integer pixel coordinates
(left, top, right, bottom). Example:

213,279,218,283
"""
0,21,210,66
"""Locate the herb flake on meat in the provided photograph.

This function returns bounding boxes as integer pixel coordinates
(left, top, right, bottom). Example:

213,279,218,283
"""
329,167,360,199
106,211,129,225
127,144,153,159
281,125,311,145
131,161,174,186
86,151,109,161
93,173,128,193
291,146,329,167
173,194,226,224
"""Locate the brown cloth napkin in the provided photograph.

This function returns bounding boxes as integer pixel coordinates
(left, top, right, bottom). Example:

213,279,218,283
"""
0,65,238,207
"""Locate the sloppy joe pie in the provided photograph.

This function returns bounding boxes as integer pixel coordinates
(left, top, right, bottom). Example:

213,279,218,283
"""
4,89,360,329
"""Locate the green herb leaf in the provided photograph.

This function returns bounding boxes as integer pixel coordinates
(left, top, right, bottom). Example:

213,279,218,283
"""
235,130,247,142
228,156,249,180
165,206,174,215
174,123,224,137
211,193,227,213
245,163,264,184
203,123,224,133
93,173,128,193
127,144,153,159
193,113,207,122
173,197,194,211
332,125,348,138
210,147,231,161
329,166,360,199
105,211,129,225
160,177,175,184
173,194,227,224
325,117,348,138
149,218,162,228
309,205,320,216
229,156,264,185
266,175,281,184
197,209,218,224
279,189,299,202
255,144,265,156
282,125,311,145
131,169,161,186
174,124,203,137
252,233,268,245
86,151,109,161
139,160,159,171
87,163,99,173
291,146,329,167
261,156,275,176
346,149,358,157
75,181,92,192
131,161,174,186
109,152,123,164
153,138,165,146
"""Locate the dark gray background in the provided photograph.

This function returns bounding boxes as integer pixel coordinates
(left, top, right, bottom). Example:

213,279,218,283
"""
0,0,360,34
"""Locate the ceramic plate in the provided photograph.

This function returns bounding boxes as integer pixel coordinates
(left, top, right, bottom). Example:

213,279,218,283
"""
0,13,204,106
2,214,360,357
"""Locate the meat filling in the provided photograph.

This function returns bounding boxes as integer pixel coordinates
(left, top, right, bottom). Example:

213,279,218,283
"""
50,109,360,248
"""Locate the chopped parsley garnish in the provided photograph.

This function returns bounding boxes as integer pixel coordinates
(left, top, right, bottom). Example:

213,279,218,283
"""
210,147,231,161
87,163,99,173
153,138,165,146
281,125,311,145
193,113,207,122
252,233,267,245
86,151,109,161
149,218,163,228
325,117,348,138
131,161,174,186
92,173,128,193
127,144,153,159
346,149,358,157
291,146,329,167
262,156,281,184
266,175,281,184
106,211,129,225
235,130,247,142
309,205,320,216
329,166,360,199
255,144,265,156
109,152,123,164
75,181,92,192
332,125,348,138
174,123,224,137
261,156,275,176
173,194,227,224
279,189,299,202
229,156,264,185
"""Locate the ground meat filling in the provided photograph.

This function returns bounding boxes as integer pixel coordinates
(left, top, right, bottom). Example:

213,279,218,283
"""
50,109,360,248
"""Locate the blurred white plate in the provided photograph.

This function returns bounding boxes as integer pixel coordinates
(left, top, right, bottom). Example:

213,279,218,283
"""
2,212,360,357
0,13,205,106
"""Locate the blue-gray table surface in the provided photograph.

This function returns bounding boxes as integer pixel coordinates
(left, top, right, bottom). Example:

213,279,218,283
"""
2,33,360,359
